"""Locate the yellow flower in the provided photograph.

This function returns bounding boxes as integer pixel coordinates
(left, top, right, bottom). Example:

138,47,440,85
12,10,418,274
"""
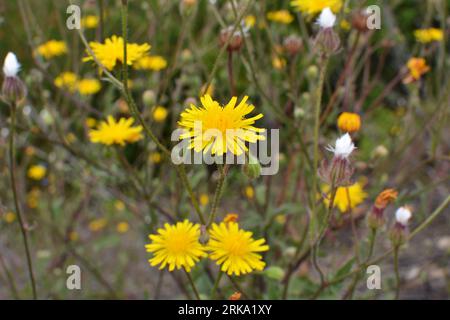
178,95,265,156
267,10,294,24
27,188,40,209
83,35,151,71
36,40,67,59
69,231,79,242
81,15,99,29
77,79,101,95
89,116,143,146
206,222,269,276
134,55,168,71
337,112,361,133
85,117,97,128
244,15,256,28
199,193,209,206
149,152,162,164
145,220,207,272
291,0,342,16
89,218,107,232
404,57,430,84
272,56,286,70
114,200,125,211
54,72,78,92
245,186,254,199
223,213,239,223
414,28,444,43
322,182,368,213
117,221,130,234
152,106,168,122
28,165,46,180
3,212,16,223
340,19,351,31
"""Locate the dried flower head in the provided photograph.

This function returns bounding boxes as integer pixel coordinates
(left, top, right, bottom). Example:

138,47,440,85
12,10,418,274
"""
326,133,356,159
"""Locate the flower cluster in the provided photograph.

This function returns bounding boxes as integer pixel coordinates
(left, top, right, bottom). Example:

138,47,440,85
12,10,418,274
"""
54,72,101,95
145,220,269,276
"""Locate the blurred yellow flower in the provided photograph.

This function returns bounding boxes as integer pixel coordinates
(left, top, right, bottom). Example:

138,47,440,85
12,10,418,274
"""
337,112,361,133
54,72,78,92
322,182,368,213
291,0,342,16
85,117,97,128
244,15,256,28
78,79,101,95
3,212,16,223
89,116,143,146
199,193,209,206
134,55,168,71
152,106,168,122
223,213,239,223
207,222,269,276
149,152,162,164
89,218,107,232
69,231,79,242
145,220,207,272
404,57,430,84
83,35,151,71
245,186,254,199
37,40,67,59
267,10,294,24
272,56,286,70
27,188,40,209
414,28,443,43
178,95,265,156
340,19,351,31
114,200,125,211
28,165,46,180
65,133,77,144
81,15,99,29
117,221,130,234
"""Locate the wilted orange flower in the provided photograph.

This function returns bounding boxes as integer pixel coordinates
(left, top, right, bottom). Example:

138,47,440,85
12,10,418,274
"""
223,213,239,223
229,292,242,300
404,58,430,83
375,189,398,209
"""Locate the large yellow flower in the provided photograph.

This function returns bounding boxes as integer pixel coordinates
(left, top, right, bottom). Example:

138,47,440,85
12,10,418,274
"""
83,35,151,71
291,0,342,16
36,40,67,59
89,116,143,146
322,182,368,213
206,222,269,276
178,95,265,156
414,28,444,43
145,220,207,272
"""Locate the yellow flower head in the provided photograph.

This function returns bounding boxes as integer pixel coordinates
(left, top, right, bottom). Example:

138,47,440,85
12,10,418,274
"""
152,106,169,122
149,152,162,164
89,116,143,146
54,72,78,92
78,79,101,95
207,222,269,276
404,57,430,83
27,188,40,209
178,95,265,156
3,212,16,224
267,10,294,24
199,193,209,206
89,218,107,232
83,35,151,71
291,0,342,16
145,220,207,272
337,112,361,133
244,15,256,28
117,221,130,234
323,182,368,213
134,55,168,71
245,186,254,199
223,213,239,223
81,15,99,29
28,165,47,180
37,40,67,59
85,117,97,128
414,28,444,43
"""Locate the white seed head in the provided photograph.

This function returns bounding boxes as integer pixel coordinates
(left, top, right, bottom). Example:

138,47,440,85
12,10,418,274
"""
395,206,412,226
3,52,21,77
326,133,356,158
316,7,336,29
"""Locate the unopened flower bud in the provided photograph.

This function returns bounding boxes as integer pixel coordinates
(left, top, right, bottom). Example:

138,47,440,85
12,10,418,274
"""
371,145,389,159
390,206,412,246
199,225,209,245
2,52,26,104
219,26,245,52
242,153,261,180
306,65,319,81
314,28,341,55
142,90,156,107
283,35,303,56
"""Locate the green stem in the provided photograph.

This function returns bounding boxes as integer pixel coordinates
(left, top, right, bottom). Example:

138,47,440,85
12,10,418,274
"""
393,246,400,300
184,269,201,300
9,104,37,299
211,271,223,299
208,164,229,227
